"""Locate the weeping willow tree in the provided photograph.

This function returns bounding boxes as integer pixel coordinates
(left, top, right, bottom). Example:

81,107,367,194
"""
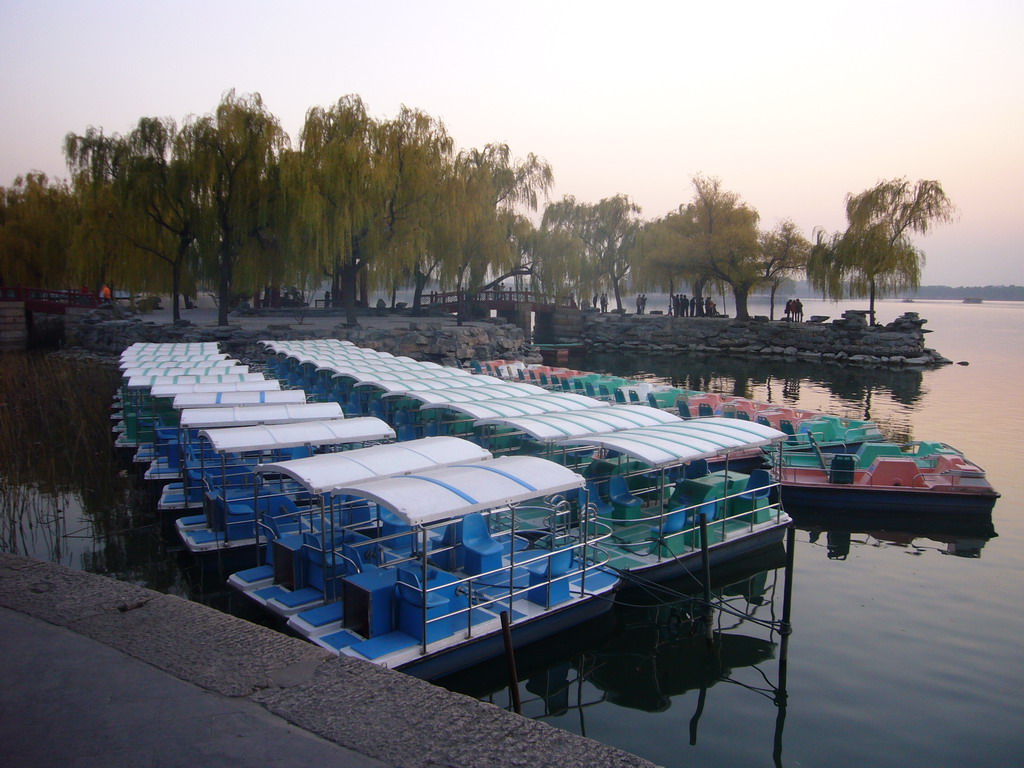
0,173,77,288
188,90,288,326
64,127,137,292
436,144,553,322
677,176,761,320
808,178,956,325
543,194,641,312
113,117,203,321
293,97,452,325
758,219,810,320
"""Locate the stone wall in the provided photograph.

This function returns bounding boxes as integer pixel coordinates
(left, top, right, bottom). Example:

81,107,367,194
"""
581,310,950,367
65,311,537,365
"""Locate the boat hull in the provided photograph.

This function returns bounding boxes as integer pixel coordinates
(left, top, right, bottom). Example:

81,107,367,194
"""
781,484,998,514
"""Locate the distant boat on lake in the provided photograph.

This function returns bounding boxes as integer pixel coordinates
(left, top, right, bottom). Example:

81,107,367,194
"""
962,297,983,304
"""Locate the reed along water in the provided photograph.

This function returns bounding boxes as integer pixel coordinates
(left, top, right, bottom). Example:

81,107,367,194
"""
2,298,1022,767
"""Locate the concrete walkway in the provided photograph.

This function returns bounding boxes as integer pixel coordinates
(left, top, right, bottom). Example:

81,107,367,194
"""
0,553,655,768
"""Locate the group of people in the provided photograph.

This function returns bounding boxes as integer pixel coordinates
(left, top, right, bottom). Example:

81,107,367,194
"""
635,294,648,314
671,293,719,318
592,293,609,313
785,298,804,322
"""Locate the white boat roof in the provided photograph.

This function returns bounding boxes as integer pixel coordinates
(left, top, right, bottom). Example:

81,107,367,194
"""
261,340,355,352
150,380,282,397
121,342,220,358
122,364,248,378
198,417,394,453
172,390,306,409
331,456,585,526
344,369,474,385
476,404,682,441
256,436,492,495
379,381,545,399
127,373,265,390
178,402,344,429
316,360,445,375
119,353,230,369
421,392,606,418
557,417,787,468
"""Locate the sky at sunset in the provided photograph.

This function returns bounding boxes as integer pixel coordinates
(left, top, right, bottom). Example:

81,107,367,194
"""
2,0,1021,286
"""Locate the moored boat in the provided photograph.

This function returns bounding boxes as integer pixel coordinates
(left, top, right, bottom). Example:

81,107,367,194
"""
778,441,999,513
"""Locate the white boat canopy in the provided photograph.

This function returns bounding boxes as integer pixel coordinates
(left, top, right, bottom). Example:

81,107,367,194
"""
330,456,586,526
150,380,282,398
260,340,355,353
121,342,220,359
476,405,682,442
378,381,545,399
122,364,247,378
316,360,444,375
127,373,266,390
417,392,606,418
344,369,474,385
198,417,394,453
119,353,230,369
556,417,787,468
256,436,492,495
172,390,306,409
179,402,344,429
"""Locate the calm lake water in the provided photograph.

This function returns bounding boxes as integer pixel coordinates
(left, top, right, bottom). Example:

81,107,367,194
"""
2,298,1022,767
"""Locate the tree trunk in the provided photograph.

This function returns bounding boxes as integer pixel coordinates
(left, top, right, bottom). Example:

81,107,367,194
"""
769,283,778,321
869,279,877,326
341,260,359,326
171,261,181,323
612,280,622,312
217,239,232,327
412,268,429,316
693,277,707,317
733,285,750,320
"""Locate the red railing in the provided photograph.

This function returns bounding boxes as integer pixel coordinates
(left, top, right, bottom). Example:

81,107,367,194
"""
0,286,103,313
425,290,576,310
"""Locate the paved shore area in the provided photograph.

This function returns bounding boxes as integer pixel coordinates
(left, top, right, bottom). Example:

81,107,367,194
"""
0,553,654,768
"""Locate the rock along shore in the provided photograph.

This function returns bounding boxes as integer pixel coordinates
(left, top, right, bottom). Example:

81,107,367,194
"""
577,309,950,367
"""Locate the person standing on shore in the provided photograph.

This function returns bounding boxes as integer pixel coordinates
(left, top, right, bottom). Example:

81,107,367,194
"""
680,294,689,317
600,293,608,313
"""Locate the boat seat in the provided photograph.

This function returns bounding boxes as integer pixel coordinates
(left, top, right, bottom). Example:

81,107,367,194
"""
856,443,905,467
828,454,857,484
608,474,643,522
526,547,574,607
698,403,714,417
394,569,453,643
462,512,503,575
731,469,772,514
678,401,693,419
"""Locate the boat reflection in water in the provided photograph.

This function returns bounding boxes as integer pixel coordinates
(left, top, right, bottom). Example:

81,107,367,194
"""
789,507,998,561
438,541,794,765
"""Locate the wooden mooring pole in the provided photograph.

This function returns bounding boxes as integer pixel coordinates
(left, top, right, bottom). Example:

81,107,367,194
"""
500,610,522,715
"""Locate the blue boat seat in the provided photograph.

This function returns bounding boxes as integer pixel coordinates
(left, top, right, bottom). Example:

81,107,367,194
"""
608,473,643,522
678,400,693,419
684,459,710,480
526,547,575,607
733,468,772,512
584,480,614,519
462,512,503,575
394,569,452,643
698,403,714,417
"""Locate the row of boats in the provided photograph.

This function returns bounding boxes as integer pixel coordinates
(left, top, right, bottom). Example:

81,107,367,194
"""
112,340,998,679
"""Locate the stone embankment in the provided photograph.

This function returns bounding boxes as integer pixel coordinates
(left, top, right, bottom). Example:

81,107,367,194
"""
580,310,950,367
67,309,538,365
